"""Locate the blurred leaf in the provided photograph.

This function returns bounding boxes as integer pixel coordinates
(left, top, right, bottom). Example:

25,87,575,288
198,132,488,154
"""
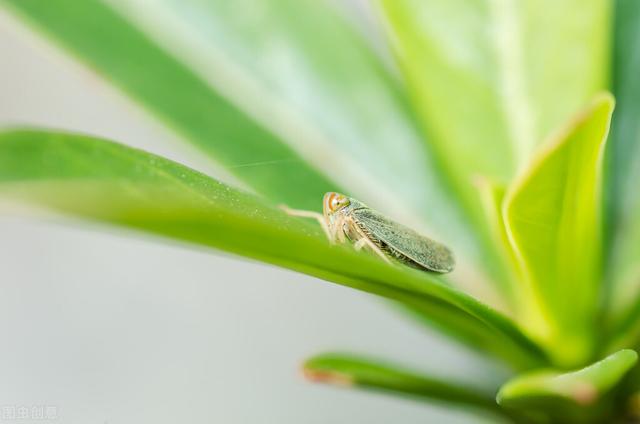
497,349,637,423
303,353,503,415
476,178,519,303
1,0,335,210
378,0,609,294
477,179,508,246
104,0,451,228
0,130,548,369
379,0,609,187
0,0,511,303
503,94,614,366
604,0,640,350
401,301,535,370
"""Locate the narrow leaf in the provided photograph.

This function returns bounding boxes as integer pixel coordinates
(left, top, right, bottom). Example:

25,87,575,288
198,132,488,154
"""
604,0,640,350
503,94,614,366
497,349,638,422
0,130,547,369
1,0,333,210
103,0,453,230
400,301,536,370
304,353,501,413
1,0,501,300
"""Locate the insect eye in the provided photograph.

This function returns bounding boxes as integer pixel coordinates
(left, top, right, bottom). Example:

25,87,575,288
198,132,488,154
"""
333,195,350,211
323,192,350,213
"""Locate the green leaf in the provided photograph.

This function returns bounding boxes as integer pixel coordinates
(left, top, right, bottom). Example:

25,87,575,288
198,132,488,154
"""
497,349,638,423
1,0,504,302
0,130,548,370
476,178,519,305
400,301,533,370
102,0,447,225
303,353,503,414
503,94,614,367
378,0,610,295
378,0,609,185
0,0,333,210
603,0,640,350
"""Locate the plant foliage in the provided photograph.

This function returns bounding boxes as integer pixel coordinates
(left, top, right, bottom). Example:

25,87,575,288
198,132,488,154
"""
1,0,640,422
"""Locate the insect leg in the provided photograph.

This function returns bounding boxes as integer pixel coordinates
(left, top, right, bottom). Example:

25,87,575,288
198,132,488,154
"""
353,238,368,251
279,205,332,242
336,215,350,243
360,236,391,264
346,218,391,264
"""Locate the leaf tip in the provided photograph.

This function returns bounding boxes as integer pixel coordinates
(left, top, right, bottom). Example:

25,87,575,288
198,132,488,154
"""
302,367,354,387
591,91,615,111
570,382,598,406
301,357,355,387
617,348,638,362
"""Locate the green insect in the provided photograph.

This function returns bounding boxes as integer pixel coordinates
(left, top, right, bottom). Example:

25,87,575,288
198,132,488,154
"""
283,192,455,273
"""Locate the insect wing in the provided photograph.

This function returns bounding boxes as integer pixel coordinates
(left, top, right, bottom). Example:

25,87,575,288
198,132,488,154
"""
351,207,455,273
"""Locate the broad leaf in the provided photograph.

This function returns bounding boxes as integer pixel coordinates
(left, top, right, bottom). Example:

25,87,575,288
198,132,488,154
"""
378,0,609,295
497,349,638,423
604,0,640,350
476,178,518,308
304,353,503,415
0,130,548,370
503,94,614,367
1,0,502,302
378,0,609,186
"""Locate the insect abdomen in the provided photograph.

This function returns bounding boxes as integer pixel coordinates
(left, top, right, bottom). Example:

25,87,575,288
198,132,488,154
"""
354,219,428,271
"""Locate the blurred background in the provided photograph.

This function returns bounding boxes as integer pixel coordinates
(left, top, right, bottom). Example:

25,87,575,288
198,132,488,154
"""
0,5,499,424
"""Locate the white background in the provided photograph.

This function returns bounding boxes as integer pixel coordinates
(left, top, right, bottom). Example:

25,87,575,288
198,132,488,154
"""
0,7,498,424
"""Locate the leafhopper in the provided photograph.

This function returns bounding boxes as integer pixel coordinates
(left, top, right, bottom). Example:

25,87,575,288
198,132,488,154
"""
283,192,455,273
